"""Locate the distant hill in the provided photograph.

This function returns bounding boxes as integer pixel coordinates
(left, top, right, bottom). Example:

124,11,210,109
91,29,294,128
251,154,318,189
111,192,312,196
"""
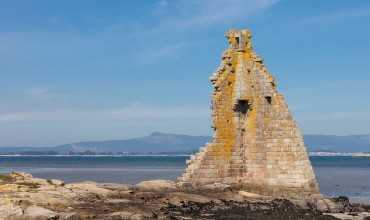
55,132,210,154
0,132,369,155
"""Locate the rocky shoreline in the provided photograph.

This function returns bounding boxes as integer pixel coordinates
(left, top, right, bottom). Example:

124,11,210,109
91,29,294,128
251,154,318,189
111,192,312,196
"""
1,172,369,220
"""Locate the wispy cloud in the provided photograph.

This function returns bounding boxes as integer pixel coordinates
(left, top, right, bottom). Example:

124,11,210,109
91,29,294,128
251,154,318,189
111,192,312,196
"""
174,0,278,28
123,0,279,62
146,0,278,33
25,88,54,100
0,103,209,123
156,0,169,12
136,42,189,64
302,8,370,24
0,1,279,67
0,1,280,146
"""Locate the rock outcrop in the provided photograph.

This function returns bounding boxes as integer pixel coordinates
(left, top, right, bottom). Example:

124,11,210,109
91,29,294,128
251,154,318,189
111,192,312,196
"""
135,180,177,192
179,29,319,198
1,172,369,220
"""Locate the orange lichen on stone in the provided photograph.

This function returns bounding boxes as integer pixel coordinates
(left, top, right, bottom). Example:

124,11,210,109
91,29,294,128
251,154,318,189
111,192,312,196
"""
178,29,320,198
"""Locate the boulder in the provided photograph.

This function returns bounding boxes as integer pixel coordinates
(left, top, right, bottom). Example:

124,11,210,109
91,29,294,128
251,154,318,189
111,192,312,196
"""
325,213,360,220
315,199,331,212
238,191,269,199
97,183,132,191
59,212,80,220
48,179,65,186
200,183,231,191
106,199,131,204
130,213,148,220
23,205,58,220
109,211,152,220
310,197,354,213
167,192,216,205
135,180,176,192
110,211,134,219
10,172,33,180
0,204,23,219
65,182,112,197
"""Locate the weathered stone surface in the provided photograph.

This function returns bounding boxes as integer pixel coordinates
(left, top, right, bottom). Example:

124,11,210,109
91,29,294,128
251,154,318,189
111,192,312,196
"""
179,29,320,198
238,190,270,199
23,205,58,220
325,213,370,220
65,181,113,197
166,192,217,205
198,182,231,191
9,171,33,180
110,211,135,220
0,204,23,219
59,212,80,220
97,183,132,191
135,180,176,192
48,179,64,186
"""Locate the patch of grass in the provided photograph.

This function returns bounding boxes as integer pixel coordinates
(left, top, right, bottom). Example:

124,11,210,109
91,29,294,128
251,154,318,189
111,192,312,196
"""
0,174,14,182
17,182,41,189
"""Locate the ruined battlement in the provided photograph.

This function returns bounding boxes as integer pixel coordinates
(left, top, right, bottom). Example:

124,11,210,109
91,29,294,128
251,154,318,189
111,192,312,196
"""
179,29,320,198
225,29,252,52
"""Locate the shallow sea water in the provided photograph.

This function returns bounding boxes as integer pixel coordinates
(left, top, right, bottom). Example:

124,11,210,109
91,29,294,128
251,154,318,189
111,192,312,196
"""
1,156,369,203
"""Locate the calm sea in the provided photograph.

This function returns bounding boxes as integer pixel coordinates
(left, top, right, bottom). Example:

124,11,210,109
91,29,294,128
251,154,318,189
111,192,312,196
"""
1,156,369,203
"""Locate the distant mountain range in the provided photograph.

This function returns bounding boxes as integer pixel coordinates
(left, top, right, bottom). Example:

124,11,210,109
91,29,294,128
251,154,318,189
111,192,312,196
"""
0,132,369,155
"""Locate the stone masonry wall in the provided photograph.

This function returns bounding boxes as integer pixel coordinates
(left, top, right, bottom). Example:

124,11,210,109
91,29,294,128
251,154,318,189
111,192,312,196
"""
178,29,320,198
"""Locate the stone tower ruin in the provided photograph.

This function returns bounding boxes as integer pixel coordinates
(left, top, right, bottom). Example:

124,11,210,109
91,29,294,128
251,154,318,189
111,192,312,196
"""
178,29,320,198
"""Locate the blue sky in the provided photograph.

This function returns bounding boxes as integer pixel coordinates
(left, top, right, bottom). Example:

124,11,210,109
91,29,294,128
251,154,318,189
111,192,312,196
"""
0,0,369,146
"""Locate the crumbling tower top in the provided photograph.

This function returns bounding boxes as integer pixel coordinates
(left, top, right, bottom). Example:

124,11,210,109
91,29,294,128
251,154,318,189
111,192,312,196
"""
226,29,253,52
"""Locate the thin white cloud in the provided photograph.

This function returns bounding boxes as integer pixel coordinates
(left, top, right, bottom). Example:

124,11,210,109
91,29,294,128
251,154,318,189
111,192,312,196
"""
0,103,209,123
0,1,279,67
136,42,189,64
26,88,53,100
176,0,278,28
147,0,278,33
123,0,279,62
302,8,370,24
158,0,168,9
0,1,280,146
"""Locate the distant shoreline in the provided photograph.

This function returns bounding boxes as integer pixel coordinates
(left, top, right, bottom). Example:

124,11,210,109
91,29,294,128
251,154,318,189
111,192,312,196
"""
0,154,192,157
309,152,370,157
0,154,369,157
